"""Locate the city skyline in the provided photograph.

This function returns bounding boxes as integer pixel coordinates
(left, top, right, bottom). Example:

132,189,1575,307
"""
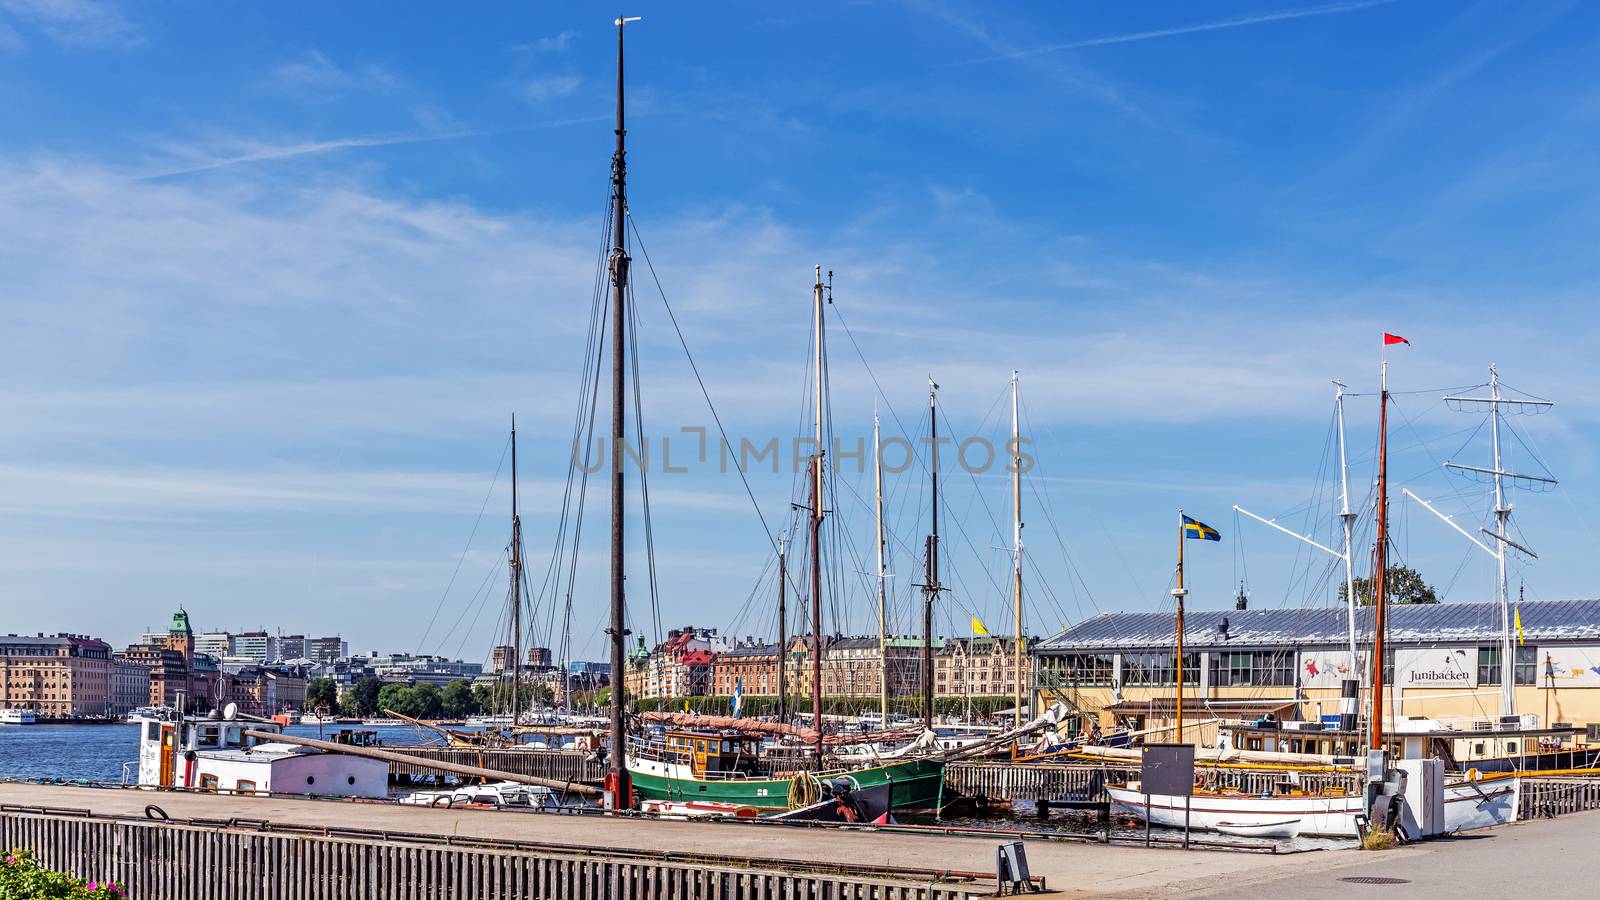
5,2,1600,664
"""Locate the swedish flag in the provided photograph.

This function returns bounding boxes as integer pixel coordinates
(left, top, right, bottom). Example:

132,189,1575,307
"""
1182,515,1221,541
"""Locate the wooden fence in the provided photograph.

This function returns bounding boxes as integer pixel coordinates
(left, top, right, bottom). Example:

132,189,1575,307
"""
0,808,1008,900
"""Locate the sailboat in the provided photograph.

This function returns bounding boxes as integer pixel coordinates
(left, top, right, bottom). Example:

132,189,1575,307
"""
626,266,945,814
1106,337,1520,838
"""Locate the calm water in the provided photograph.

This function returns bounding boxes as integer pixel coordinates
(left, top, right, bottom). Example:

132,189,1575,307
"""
0,724,439,784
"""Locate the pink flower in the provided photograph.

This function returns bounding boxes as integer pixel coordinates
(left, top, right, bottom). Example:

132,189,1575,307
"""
87,881,98,890
4,855,14,863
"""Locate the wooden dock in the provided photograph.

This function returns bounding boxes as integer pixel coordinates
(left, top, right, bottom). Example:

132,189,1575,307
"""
383,748,601,784
1519,776,1600,819
0,783,1350,899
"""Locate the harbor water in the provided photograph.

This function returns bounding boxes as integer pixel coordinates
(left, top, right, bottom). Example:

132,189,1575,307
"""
0,723,436,784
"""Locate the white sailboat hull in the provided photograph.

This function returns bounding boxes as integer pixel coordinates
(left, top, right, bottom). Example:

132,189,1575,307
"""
1110,775,1519,839
1108,784,1362,837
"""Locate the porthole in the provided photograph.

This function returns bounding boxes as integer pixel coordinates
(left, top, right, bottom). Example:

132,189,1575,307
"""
347,776,356,785
306,776,316,785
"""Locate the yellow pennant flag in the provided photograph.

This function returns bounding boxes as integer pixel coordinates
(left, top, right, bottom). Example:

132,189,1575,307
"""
1515,607,1525,646
971,616,990,637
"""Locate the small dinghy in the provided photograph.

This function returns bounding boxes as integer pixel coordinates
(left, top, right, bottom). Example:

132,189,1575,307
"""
1214,818,1302,839
639,799,760,819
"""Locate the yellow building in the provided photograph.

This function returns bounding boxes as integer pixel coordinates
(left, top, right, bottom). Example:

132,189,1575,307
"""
0,633,115,719
1034,599,1600,746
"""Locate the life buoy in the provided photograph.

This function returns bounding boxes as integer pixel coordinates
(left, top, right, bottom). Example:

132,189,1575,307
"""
144,804,169,821
431,795,454,809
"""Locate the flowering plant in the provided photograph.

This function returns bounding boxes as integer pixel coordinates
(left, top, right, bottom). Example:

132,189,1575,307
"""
0,849,124,897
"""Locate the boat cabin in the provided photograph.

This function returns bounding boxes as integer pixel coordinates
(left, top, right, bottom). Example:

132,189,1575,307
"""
131,713,388,798
653,730,762,779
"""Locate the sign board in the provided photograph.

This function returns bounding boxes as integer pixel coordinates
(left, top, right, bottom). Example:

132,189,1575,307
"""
1298,651,1364,689
1140,742,1196,797
1541,646,1600,688
1395,648,1476,689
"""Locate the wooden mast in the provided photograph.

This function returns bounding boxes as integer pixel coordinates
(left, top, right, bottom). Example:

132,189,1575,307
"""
874,412,889,728
1370,356,1390,751
921,379,941,733
606,15,640,810
1010,371,1025,730
809,265,826,765
1174,509,1187,744
510,416,523,728
777,536,787,726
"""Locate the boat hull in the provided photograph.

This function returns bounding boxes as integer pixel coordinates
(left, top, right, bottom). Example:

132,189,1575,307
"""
628,757,945,812
1108,785,1363,837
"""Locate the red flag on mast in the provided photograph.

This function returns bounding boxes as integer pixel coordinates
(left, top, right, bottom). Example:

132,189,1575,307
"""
1383,333,1409,345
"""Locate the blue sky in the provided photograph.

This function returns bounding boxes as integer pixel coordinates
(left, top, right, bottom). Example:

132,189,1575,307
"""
3,0,1599,666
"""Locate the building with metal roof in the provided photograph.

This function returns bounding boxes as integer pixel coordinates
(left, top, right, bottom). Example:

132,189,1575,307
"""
1032,598,1600,743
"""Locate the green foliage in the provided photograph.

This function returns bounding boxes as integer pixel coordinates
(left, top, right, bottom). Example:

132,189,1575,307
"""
1342,565,1439,606
339,677,382,718
0,849,124,897
305,678,338,713
440,680,476,718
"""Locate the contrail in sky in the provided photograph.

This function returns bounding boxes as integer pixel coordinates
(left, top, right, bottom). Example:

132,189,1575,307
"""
971,0,1400,62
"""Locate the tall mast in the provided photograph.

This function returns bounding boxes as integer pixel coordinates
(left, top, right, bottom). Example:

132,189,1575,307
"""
776,535,787,725
1010,371,1024,730
1334,382,1359,673
510,416,523,727
1371,358,1390,751
1489,365,1513,716
606,15,639,810
1174,509,1186,744
809,265,826,765
921,379,941,732
874,412,889,728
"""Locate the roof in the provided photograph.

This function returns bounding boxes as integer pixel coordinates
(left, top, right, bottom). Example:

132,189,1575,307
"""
1036,598,1600,652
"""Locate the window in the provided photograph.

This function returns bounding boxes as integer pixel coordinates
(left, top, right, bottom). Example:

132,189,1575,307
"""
198,774,219,792
236,779,257,795
1210,651,1294,687
1479,647,1537,686
1119,651,1199,686
1037,653,1115,687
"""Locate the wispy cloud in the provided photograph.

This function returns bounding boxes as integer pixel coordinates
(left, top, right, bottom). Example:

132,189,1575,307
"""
272,49,399,96
0,0,141,48
524,74,582,101
137,131,484,179
512,30,576,53
969,0,1399,62
0,19,22,50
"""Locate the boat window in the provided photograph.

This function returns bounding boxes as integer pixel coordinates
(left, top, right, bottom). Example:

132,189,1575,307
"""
1507,742,1519,754
1473,742,1486,755
200,725,220,746
236,779,257,795
198,774,219,792
145,721,159,741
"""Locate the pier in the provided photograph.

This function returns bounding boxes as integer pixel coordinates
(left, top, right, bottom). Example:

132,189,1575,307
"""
382,747,601,784
0,783,1357,898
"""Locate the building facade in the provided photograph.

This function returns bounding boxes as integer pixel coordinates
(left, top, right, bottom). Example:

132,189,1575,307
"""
0,634,115,718
110,657,151,716
195,632,233,659
935,636,1033,700
233,632,270,661
1034,599,1600,742
306,637,348,665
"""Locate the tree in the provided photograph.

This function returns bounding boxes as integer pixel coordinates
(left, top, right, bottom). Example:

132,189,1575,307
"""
376,683,414,717
1342,564,1439,606
412,683,443,719
305,678,338,713
471,683,494,716
441,680,476,718
341,677,382,717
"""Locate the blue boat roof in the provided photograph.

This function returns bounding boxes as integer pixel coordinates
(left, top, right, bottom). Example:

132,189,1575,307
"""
1035,598,1600,651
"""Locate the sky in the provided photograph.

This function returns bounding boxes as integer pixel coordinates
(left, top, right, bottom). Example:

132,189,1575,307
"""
3,0,1600,668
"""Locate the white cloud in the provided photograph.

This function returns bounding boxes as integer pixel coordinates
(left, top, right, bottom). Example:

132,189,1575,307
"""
0,0,141,48
272,49,399,96
517,30,576,53
524,74,582,101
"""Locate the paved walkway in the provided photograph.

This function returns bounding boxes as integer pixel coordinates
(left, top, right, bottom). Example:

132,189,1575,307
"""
10,784,1588,896
0,783,1349,895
